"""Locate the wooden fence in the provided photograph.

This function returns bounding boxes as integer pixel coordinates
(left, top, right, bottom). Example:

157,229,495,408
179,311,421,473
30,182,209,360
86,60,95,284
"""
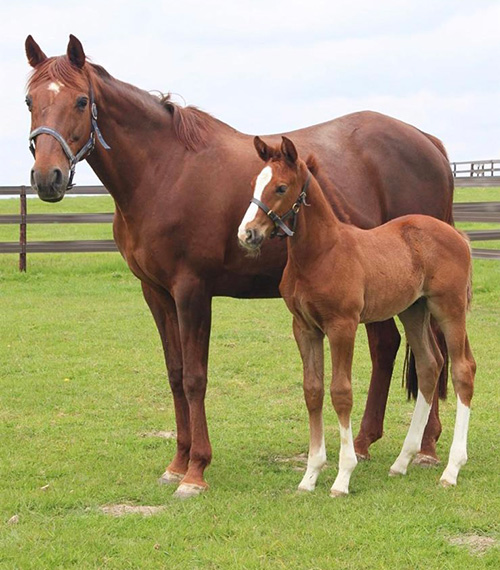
1,167,500,269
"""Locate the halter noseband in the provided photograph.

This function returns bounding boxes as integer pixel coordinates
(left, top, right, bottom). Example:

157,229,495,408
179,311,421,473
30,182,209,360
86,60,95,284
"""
250,172,312,238
28,85,111,189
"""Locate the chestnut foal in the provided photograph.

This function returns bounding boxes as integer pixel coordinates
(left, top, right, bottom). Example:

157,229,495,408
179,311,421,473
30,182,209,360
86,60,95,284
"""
238,136,475,496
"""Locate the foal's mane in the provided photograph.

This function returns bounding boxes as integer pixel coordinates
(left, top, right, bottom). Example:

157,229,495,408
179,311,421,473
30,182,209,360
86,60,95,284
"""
268,146,351,224
27,56,214,152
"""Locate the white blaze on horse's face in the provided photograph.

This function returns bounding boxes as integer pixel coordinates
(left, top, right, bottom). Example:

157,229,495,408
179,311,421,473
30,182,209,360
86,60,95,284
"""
237,165,273,243
48,81,64,95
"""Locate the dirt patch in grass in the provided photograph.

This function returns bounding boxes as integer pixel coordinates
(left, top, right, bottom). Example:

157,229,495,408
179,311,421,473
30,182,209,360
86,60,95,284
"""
273,452,308,472
100,504,166,517
141,430,176,439
448,533,497,556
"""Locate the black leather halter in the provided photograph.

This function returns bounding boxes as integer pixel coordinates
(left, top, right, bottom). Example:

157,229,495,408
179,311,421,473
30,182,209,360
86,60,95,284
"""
250,172,312,238
28,85,111,189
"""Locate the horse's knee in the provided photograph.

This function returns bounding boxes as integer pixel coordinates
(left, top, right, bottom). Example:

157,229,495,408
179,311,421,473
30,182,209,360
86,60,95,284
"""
168,367,184,396
330,382,352,419
183,373,207,401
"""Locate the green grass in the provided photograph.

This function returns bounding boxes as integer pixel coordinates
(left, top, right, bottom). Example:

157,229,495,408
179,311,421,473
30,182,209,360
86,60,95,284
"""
0,194,499,569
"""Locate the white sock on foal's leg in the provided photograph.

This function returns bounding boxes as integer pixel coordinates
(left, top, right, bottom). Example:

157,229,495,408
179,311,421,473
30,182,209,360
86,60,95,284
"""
440,397,470,487
390,391,432,476
298,437,327,492
330,421,357,497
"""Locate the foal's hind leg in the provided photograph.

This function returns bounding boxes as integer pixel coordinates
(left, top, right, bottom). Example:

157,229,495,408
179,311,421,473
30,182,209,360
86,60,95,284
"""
293,319,327,492
390,301,443,476
428,304,476,486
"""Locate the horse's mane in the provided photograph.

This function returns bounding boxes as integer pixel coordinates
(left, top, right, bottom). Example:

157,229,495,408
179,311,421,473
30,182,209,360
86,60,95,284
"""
159,94,213,151
27,56,214,152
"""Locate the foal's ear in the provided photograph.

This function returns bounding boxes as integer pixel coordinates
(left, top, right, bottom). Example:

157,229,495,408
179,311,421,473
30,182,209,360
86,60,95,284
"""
281,136,298,164
67,34,86,69
25,35,47,68
254,136,273,162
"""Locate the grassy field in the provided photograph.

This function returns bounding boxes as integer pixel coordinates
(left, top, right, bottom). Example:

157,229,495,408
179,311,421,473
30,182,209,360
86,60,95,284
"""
0,189,499,569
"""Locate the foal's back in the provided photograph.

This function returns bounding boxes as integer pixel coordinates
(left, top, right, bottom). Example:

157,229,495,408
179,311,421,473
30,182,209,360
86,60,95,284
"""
338,214,471,324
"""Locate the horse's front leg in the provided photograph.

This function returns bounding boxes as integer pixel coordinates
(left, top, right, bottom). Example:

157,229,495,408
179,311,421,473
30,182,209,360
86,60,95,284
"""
293,318,326,492
327,319,358,497
141,283,190,484
354,319,400,460
172,277,213,499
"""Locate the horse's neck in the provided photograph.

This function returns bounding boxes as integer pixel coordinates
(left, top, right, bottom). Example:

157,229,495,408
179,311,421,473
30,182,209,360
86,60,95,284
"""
288,176,342,263
86,75,183,212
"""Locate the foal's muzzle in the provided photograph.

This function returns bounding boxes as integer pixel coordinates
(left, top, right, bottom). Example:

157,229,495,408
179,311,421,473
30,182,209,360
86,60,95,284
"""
238,227,265,251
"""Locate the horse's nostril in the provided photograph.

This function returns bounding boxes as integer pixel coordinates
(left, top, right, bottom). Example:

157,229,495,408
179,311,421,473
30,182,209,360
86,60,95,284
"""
246,229,255,242
30,169,36,188
52,168,63,187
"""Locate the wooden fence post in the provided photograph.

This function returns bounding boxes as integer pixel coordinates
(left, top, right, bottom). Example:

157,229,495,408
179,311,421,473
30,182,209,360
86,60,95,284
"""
19,185,27,272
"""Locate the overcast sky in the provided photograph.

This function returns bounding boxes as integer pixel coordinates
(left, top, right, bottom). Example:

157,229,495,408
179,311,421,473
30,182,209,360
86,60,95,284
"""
1,0,499,185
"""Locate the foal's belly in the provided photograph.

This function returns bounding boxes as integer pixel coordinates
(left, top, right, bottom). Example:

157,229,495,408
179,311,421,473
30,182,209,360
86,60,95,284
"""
360,279,423,323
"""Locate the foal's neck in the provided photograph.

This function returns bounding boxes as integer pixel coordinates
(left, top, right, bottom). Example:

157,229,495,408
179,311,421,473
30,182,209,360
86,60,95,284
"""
287,172,342,261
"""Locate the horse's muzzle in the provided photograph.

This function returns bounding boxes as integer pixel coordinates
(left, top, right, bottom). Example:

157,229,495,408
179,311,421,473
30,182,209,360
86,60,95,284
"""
30,166,68,202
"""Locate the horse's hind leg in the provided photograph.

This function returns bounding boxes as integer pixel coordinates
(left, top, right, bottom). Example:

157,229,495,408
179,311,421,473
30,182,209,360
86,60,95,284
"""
293,319,326,492
354,319,401,460
390,301,443,476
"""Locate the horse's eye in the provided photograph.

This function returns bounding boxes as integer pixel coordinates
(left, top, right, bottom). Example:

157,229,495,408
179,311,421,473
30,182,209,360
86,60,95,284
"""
76,96,88,110
276,185,287,195
25,95,33,111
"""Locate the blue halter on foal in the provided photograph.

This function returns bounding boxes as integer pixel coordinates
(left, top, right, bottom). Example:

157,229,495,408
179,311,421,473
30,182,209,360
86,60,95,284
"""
28,85,111,189
250,172,312,238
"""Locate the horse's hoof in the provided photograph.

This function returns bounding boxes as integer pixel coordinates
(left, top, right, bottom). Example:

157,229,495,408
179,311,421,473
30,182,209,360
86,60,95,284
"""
173,483,207,499
330,489,348,498
355,452,370,462
297,484,315,493
388,468,405,477
413,453,440,467
158,470,185,485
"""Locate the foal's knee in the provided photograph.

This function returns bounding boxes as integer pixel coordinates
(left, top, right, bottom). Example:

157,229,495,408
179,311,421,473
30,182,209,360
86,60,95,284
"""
330,381,353,421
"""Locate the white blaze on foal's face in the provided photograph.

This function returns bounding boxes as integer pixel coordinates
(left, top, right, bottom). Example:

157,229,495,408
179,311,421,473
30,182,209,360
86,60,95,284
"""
237,165,273,242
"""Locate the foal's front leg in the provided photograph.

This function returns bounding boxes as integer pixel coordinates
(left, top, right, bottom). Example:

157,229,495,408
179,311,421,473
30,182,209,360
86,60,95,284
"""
327,319,358,497
293,319,326,492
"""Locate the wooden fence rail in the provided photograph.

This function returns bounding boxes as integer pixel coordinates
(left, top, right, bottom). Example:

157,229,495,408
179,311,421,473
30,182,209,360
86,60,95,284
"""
1,177,500,269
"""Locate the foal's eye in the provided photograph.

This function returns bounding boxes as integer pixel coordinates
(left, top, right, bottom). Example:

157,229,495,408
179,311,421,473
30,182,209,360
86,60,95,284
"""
76,96,88,110
276,185,287,195
25,95,33,111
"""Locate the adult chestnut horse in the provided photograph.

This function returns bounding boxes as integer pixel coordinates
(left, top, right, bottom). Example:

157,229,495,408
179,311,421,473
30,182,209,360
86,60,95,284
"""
238,136,474,496
25,35,453,498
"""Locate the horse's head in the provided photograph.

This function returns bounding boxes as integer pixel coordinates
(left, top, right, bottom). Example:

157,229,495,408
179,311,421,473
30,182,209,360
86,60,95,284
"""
238,136,311,253
25,35,108,202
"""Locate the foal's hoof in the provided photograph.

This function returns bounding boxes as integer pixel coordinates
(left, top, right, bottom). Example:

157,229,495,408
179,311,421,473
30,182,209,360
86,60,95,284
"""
413,453,440,467
330,489,348,498
173,482,208,499
158,470,185,485
439,478,456,488
388,468,406,477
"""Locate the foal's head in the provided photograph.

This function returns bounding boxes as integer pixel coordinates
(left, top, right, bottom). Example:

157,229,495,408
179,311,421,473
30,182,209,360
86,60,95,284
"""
25,35,101,202
238,136,314,253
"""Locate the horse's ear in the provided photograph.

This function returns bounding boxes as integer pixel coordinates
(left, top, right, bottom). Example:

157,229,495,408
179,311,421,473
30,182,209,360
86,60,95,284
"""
67,34,86,69
281,136,298,164
254,136,273,162
25,35,47,68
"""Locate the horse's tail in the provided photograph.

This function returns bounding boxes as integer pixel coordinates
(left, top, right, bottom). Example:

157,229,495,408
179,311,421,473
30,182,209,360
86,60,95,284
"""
403,319,449,400
404,131,454,401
